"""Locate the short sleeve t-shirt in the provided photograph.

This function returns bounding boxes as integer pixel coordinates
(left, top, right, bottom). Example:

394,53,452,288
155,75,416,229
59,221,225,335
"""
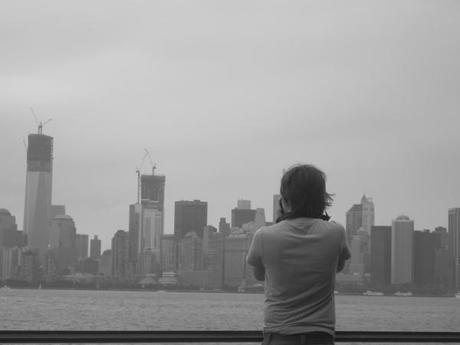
246,218,350,336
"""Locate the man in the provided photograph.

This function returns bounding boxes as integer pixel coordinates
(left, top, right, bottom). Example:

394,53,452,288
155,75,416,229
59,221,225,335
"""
247,164,351,345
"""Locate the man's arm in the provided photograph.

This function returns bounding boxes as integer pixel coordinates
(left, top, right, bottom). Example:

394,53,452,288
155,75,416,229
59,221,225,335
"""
246,229,265,281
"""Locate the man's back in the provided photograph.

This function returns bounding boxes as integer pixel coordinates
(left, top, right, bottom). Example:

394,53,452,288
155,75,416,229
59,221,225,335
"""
247,217,348,336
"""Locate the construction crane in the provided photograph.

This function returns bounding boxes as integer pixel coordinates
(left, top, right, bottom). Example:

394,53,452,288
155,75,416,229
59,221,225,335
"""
30,107,52,134
135,149,157,203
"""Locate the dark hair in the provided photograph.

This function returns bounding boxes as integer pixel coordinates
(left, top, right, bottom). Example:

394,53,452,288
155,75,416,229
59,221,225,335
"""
278,164,333,221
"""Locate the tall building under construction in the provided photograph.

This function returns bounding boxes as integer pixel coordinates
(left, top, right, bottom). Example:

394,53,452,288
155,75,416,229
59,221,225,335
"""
23,132,53,255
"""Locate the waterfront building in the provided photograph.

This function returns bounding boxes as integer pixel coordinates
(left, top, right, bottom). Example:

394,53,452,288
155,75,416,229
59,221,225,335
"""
99,249,112,277
223,233,252,288
23,132,53,256
0,209,26,248
346,195,375,240
43,248,58,282
370,225,391,288
160,234,177,272
76,234,89,259
129,202,163,265
349,228,369,277
76,257,99,275
413,230,441,288
20,249,40,283
174,200,208,239
448,208,460,290
273,194,281,222
90,235,101,259
0,246,21,280
391,215,414,285
204,226,224,289
111,230,129,279
49,215,75,249
137,248,158,276
56,215,77,274
178,231,203,271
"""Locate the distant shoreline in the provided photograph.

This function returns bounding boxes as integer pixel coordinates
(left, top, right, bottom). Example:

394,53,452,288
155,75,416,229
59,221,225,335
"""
1,285,456,298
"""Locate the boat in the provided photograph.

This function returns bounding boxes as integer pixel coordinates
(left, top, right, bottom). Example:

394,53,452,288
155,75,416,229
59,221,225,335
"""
363,290,384,296
394,291,412,297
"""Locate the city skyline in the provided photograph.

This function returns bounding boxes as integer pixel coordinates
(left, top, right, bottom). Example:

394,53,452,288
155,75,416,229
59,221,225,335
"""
1,128,459,251
2,1,460,250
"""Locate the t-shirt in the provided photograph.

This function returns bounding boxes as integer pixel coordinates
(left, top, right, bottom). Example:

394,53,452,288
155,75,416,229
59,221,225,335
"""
246,217,350,336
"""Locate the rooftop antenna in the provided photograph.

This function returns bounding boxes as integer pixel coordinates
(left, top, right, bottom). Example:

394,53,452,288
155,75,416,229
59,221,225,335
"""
30,107,52,134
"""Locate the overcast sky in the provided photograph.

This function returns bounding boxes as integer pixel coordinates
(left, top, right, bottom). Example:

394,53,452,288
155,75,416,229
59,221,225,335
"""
1,0,460,249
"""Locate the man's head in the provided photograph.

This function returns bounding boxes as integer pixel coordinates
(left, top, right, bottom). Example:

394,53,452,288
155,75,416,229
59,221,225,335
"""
280,164,333,217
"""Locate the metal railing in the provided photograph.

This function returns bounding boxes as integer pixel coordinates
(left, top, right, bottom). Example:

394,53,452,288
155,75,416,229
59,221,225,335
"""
0,331,459,343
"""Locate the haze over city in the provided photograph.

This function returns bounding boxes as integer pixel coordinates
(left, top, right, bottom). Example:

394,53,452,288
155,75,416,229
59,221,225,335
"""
2,1,460,249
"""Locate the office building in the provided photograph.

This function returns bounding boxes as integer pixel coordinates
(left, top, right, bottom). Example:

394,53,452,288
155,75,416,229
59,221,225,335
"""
129,202,163,265
218,217,230,236
413,230,441,288
346,195,375,240
448,208,460,290
391,215,414,285
160,235,177,272
99,250,112,277
0,209,25,248
178,232,203,271
204,226,224,289
56,215,77,274
174,200,208,239
76,234,89,259
0,246,21,281
273,194,281,222
370,226,391,288
23,132,53,255
223,233,253,288
231,208,256,229
90,235,101,259
140,174,165,210
20,249,40,283
112,230,129,279
349,229,369,277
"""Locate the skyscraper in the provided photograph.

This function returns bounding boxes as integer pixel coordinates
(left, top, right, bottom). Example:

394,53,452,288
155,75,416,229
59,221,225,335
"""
76,234,89,259
448,208,460,290
141,174,165,210
370,226,391,288
129,170,166,266
391,215,414,285
112,230,129,279
346,195,375,240
413,230,441,288
174,200,208,239
129,201,163,265
23,132,53,255
90,235,101,259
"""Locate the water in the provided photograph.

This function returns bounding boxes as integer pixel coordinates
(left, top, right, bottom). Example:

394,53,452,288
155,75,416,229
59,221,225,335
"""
1,289,459,332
